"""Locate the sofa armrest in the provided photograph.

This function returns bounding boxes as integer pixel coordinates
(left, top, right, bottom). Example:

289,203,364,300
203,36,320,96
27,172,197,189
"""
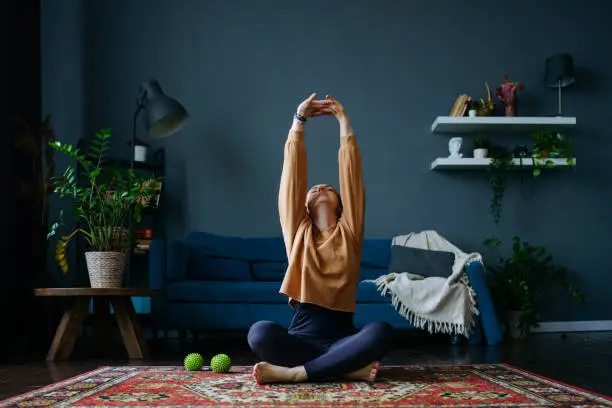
465,260,503,345
149,239,166,289
166,240,190,281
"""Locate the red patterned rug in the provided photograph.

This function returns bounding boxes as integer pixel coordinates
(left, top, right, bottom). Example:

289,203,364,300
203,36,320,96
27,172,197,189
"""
1,364,610,407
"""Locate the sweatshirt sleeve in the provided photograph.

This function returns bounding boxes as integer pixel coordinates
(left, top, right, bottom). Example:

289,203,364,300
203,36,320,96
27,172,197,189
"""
338,135,365,242
278,129,308,255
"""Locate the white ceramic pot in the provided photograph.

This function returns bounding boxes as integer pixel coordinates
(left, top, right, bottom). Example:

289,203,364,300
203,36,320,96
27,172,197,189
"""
134,145,148,162
468,109,477,117
473,148,488,159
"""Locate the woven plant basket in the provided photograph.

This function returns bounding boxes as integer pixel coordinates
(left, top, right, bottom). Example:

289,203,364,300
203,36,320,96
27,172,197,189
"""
85,251,126,288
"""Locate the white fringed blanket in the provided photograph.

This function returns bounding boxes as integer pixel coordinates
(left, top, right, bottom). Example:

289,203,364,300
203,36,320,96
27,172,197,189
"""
365,230,481,338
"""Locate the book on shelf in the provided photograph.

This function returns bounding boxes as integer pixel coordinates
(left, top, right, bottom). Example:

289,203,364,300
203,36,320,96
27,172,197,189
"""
133,238,151,254
449,94,471,117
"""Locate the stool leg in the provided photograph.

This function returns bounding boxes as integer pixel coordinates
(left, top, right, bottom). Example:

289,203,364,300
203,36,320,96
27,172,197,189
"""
111,297,149,359
46,297,90,362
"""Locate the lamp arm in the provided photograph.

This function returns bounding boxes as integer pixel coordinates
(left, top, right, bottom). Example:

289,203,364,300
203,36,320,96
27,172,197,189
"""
130,93,147,168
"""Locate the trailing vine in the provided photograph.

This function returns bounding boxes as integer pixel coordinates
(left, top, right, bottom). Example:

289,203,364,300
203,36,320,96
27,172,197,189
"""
487,146,513,224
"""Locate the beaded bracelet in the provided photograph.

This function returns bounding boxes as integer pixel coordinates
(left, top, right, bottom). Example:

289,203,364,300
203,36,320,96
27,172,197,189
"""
294,113,307,122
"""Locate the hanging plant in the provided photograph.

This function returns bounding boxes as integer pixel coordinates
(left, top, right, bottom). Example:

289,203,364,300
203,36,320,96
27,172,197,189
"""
487,146,513,224
531,131,575,177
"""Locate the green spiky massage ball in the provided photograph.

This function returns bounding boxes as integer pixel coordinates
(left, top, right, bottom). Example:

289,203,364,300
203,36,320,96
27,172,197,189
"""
184,353,204,371
210,353,232,373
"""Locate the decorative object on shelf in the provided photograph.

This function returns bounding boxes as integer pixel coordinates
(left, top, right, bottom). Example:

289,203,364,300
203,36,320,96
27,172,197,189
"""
513,145,530,159
47,129,162,288
131,79,189,168
476,82,495,116
128,138,150,163
448,137,463,158
487,146,513,224
484,236,584,338
468,108,477,117
544,53,575,117
531,131,575,177
449,94,471,117
472,135,490,158
496,74,524,117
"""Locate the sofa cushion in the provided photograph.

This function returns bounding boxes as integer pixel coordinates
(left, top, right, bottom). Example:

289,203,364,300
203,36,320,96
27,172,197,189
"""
185,250,253,281
166,281,286,303
359,267,387,281
361,238,392,268
388,245,454,277
185,232,287,262
252,261,287,281
356,281,389,303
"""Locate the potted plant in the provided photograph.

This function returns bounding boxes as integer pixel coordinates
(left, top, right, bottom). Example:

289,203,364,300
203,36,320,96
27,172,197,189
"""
484,236,585,338
531,131,575,177
472,135,491,158
487,146,513,224
47,128,160,288
477,82,495,116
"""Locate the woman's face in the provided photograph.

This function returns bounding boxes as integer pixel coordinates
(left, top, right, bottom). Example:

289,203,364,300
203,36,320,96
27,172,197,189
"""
306,184,339,216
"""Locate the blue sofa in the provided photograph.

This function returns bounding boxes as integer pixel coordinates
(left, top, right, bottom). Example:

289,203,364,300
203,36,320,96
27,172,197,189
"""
149,232,503,345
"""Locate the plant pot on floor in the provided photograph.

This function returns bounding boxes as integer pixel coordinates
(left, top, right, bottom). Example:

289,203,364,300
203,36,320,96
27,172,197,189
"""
506,310,527,339
85,251,126,288
474,148,488,158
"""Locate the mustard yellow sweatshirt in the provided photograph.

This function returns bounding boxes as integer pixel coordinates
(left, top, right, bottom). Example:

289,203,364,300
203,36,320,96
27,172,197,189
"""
278,129,365,313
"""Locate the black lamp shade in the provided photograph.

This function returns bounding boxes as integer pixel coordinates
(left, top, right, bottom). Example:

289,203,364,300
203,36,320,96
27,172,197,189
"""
140,79,189,138
544,54,576,88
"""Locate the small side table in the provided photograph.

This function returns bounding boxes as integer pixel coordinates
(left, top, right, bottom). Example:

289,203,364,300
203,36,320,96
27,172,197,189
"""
35,287,161,362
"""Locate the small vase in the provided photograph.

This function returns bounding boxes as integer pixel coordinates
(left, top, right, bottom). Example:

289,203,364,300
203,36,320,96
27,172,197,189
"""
473,148,488,159
505,100,517,117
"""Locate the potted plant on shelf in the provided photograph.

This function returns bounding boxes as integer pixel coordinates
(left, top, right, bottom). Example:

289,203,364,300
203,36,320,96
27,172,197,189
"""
47,128,160,288
487,146,513,224
484,236,585,339
472,135,491,158
531,131,575,177
477,82,495,116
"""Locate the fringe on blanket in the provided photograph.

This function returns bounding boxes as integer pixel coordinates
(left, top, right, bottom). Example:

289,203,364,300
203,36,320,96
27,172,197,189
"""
368,261,481,338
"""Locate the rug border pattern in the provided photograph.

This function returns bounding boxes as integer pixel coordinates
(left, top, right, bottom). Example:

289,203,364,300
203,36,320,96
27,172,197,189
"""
1,363,610,407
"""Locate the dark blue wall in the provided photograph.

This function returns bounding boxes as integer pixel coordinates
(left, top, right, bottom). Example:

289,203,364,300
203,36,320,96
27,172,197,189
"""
42,0,612,321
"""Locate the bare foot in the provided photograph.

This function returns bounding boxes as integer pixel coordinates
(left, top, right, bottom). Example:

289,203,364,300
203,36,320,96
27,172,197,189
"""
345,361,380,382
253,362,308,384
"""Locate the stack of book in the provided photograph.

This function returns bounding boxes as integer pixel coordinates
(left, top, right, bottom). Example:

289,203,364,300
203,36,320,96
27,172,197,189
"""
134,228,153,254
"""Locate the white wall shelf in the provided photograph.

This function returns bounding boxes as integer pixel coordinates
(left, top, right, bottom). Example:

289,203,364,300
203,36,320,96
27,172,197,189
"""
430,157,576,170
431,116,577,134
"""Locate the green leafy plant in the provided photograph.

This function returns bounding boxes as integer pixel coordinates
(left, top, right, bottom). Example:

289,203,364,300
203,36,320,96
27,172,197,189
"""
531,131,575,177
484,236,585,335
473,135,491,150
487,146,513,224
47,128,161,273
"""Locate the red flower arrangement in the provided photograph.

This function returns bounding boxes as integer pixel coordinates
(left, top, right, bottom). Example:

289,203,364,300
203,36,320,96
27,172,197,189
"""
496,74,524,116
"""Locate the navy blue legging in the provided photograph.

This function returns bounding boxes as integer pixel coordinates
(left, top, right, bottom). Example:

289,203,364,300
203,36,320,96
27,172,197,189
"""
247,301,393,381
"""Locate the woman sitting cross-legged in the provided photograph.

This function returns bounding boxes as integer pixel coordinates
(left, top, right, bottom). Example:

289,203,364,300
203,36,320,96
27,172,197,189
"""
247,93,394,384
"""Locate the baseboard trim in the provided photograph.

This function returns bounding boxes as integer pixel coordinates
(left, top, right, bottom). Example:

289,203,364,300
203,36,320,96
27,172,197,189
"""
531,320,612,333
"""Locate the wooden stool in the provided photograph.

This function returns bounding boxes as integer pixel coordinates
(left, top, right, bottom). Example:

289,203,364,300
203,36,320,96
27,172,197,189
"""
35,288,160,362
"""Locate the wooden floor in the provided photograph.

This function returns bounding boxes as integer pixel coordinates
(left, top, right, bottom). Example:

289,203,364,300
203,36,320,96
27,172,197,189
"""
1,331,611,401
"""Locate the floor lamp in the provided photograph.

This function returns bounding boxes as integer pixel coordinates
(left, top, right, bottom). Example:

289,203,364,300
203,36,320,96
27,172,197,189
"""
131,79,189,167
127,79,188,285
